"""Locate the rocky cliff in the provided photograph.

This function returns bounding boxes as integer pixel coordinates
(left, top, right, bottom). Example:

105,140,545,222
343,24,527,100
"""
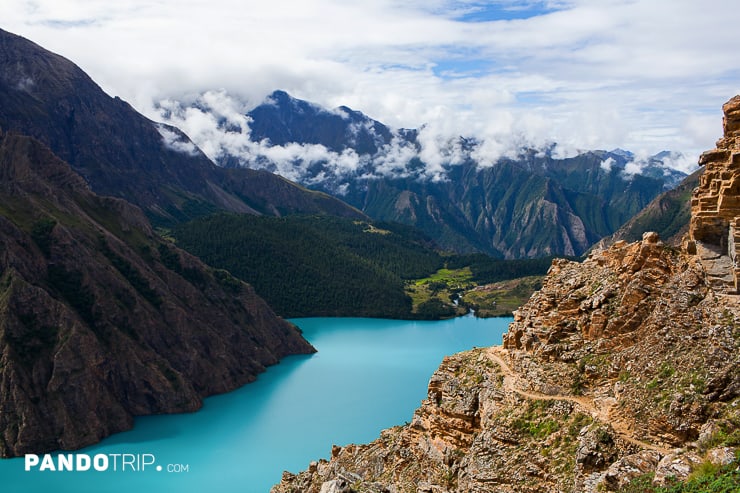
271,99,740,492
689,95,740,292
0,131,315,457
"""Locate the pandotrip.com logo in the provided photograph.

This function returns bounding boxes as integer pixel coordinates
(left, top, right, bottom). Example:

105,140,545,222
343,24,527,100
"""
25,453,190,473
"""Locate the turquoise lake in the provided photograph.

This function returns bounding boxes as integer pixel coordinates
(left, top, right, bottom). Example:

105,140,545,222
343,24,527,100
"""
2,315,512,493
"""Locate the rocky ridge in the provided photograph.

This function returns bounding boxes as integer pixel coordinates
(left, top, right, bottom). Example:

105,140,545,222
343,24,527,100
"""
271,99,740,492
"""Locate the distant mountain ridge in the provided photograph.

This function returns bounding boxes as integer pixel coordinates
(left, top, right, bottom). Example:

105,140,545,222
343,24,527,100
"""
246,90,394,156
164,89,688,257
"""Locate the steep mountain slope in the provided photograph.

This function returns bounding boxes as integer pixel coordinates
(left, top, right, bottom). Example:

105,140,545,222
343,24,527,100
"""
196,90,685,257
0,29,361,225
272,99,740,493
0,131,315,457
358,153,669,258
597,168,701,248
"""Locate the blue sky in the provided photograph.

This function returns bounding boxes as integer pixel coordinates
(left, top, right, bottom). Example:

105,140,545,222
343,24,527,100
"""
449,1,559,22
1,0,738,169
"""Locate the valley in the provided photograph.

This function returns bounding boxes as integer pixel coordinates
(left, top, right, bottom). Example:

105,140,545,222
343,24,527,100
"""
0,22,737,493
168,213,556,320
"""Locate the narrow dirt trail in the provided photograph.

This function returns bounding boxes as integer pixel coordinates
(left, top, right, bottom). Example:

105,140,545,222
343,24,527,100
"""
487,347,672,455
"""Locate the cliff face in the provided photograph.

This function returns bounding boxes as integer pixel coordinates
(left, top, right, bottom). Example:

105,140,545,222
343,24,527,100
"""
0,131,315,457
272,99,740,492
689,95,740,292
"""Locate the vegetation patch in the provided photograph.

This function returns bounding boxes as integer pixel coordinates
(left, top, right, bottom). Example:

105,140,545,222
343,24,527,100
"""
30,217,57,256
406,267,473,319
47,264,95,326
617,456,740,493
100,238,161,308
171,214,440,318
462,276,543,317
511,400,562,439
4,311,59,368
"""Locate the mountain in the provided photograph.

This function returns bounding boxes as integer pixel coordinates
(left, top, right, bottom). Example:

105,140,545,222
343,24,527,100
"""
186,90,687,258
272,97,740,493
354,152,675,258
597,168,701,249
0,29,362,225
246,90,394,156
0,130,315,457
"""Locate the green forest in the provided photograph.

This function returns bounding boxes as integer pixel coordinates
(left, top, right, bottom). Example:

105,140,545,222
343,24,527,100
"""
170,214,559,318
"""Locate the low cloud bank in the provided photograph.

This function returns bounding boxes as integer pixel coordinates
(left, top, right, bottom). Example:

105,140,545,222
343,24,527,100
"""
154,90,696,192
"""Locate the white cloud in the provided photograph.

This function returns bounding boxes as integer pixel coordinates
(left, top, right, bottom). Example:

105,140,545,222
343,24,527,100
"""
153,88,699,190
0,0,737,164
15,76,34,92
652,151,699,176
154,92,369,187
622,159,643,177
156,124,199,156
600,157,615,172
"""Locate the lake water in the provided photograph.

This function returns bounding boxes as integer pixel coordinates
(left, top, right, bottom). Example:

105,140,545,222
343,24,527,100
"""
2,315,511,493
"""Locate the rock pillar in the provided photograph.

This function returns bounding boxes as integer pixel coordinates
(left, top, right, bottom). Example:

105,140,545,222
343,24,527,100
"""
689,95,740,291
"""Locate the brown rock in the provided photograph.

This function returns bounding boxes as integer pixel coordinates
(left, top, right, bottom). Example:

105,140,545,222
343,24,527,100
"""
706,447,736,466
642,231,660,244
652,452,702,486
600,451,662,490
690,95,740,290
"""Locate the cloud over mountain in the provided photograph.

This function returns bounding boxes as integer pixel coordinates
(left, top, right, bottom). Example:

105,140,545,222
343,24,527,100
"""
154,89,691,194
1,0,737,161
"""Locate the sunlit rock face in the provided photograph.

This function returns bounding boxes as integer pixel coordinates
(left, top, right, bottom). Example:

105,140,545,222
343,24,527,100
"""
690,96,740,290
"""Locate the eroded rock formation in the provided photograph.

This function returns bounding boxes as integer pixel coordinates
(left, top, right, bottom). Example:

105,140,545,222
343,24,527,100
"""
689,95,740,291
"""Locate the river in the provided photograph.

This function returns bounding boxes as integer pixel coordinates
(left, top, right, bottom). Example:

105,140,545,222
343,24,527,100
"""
2,315,512,493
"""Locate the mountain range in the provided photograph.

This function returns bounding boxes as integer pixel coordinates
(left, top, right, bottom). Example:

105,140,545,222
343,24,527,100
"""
0,31,361,225
164,89,688,257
